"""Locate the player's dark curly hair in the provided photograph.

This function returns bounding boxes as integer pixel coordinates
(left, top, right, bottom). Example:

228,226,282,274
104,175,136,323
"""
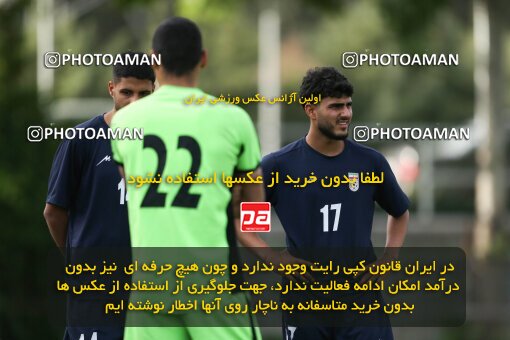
299,67,353,107
112,51,155,83
152,17,203,76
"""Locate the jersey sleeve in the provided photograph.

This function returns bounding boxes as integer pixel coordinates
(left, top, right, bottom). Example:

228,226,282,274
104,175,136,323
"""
261,153,278,206
46,139,80,209
233,109,261,172
374,154,410,217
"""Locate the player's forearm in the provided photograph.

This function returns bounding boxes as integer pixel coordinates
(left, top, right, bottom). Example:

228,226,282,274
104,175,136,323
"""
234,223,306,274
43,204,68,248
231,169,265,222
232,169,274,261
234,219,275,261
384,210,409,259
235,168,265,203
118,165,125,181
236,229,273,261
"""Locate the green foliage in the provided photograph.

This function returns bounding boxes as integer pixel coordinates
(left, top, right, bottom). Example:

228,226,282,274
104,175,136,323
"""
378,0,448,48
112,0,160,8
297,0,344,11
0,0,60,338
443,320,510,340
295,0,473,123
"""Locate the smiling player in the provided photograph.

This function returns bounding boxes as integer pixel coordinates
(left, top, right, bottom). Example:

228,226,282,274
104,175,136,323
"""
261,67,410,340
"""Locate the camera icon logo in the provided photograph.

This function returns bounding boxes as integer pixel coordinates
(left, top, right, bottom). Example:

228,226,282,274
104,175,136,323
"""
27,126,44,142
342,52,358,69
44,52,61,68
353,126,370,142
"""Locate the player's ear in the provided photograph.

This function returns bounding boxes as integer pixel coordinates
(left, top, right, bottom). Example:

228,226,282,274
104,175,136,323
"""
304,103,316,120
151,63,160,76
150,49,161,73
108,80,114,97
200,49,207,69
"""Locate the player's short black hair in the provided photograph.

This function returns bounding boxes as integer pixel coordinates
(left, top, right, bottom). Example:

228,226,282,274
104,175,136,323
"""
299,67,353,107
112,51,155,83
152,17,203,76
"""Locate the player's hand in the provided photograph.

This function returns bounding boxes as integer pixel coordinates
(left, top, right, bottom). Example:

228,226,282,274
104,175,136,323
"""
358,254,396,285
267,249,315,283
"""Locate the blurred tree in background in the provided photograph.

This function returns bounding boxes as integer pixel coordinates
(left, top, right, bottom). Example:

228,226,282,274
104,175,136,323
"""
0,0,59,338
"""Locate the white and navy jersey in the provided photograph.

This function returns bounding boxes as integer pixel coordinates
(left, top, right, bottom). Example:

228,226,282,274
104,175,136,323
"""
46,114,130,247
261,137,409,252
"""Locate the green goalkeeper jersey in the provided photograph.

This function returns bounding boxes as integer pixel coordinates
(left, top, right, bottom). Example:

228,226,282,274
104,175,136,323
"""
111,85,261,247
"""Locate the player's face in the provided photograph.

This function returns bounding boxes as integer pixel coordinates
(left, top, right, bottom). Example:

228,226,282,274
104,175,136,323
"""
109,77,154,110
315,96,352,140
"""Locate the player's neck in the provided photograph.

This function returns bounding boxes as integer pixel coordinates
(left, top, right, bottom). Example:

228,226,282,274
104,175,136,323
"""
305,130,345,157
156,70,199,88
103,109,115,127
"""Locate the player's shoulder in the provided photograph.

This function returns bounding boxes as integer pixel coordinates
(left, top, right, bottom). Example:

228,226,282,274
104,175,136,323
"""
210,98,251,119
75,114,105,129
61,114,105,147
51,115,106,161
112,95,155,125
346,138,387,162
197,91,247,113
263,138,305,163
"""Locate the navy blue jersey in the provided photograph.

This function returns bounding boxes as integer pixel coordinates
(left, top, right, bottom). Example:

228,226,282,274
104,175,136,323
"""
261,137,409,252
46,114,130,247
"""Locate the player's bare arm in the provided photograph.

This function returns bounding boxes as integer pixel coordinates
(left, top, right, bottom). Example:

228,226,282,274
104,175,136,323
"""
231,168,271,252
118,165,125,181
43,203,68,248
384,209,410,256
233,169,313,282
360,209,409,284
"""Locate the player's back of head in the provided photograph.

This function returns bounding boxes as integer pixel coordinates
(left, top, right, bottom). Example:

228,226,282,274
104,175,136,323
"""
113,51,155,83
152,17,203,76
